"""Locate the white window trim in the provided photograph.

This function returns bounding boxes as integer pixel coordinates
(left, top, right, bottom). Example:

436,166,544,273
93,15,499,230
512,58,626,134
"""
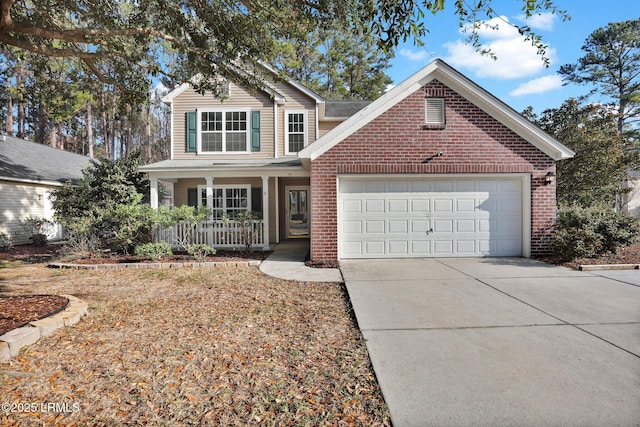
196,184,251,217
196,108,251,154
284,110,308,155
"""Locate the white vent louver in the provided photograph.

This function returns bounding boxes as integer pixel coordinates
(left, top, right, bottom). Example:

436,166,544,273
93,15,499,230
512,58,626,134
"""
425,98,445,125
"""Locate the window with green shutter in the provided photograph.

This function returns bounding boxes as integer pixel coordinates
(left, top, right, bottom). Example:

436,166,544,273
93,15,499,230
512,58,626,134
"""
251,110,260,152
186,111,197,152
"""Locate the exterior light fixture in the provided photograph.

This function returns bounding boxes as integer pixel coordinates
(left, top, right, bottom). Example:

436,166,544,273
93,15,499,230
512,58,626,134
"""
421,151,444,164
545,171,556,185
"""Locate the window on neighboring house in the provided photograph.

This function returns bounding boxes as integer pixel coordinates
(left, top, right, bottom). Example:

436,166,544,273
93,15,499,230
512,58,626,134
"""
198,110,249,153
425,98,445,126
285,111,307,154
197,185,250,219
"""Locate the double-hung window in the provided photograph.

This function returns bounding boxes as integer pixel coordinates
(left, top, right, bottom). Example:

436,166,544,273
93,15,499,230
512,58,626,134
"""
197,185,250,219
198,110,249,153
285,111,307,154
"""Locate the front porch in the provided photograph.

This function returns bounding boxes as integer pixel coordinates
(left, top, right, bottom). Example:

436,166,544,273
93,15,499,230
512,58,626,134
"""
141,158,311,251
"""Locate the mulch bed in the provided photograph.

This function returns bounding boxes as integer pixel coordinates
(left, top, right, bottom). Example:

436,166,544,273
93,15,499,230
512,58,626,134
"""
539,242,640,269
70,250,272,265
0,295,69,335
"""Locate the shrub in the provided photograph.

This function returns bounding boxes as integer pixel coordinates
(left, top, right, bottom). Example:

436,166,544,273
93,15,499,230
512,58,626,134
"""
553,204,640,260
135,243,173,260
0,232,13,251
19,217,54,246
186,244,216,260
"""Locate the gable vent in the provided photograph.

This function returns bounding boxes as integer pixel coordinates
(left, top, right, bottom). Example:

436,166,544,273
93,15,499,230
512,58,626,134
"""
425,97,445,126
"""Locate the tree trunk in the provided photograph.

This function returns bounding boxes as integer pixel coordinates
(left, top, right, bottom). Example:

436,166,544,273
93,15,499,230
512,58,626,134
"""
100,91,110,159
5,78,13,135
16,66,25,138
86,99,94,158
146,103,152,158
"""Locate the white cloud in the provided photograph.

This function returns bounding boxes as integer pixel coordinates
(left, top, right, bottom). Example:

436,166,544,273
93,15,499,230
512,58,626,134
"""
509,75,563,96
399,48,429,62
444,16,556,80
516,12,556,31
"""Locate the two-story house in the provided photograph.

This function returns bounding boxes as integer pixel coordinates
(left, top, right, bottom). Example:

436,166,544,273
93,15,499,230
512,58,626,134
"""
141,59,574,262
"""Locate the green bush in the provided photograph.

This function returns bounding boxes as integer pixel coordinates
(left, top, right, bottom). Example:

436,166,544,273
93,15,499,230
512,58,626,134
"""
186,244,216,260
553,204,640,260
135,242,173,260
0,232,12,250
19,217,54,246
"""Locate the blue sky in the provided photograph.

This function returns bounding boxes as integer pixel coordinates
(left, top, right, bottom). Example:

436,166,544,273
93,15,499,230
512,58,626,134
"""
387,0,639,115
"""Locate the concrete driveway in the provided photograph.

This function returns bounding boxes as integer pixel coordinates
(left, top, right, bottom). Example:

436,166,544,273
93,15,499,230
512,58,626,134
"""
341,258,640,427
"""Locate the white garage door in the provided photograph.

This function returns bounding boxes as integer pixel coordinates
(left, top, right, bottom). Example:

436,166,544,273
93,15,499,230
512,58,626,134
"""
339,176,525,258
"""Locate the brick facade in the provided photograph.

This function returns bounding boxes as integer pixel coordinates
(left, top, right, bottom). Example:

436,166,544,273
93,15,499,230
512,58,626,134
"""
310,80,556,261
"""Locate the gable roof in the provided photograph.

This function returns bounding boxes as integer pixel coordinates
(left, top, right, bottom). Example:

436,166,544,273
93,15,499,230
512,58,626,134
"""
161,63,325,106
0,135,91,186
299,59,574,162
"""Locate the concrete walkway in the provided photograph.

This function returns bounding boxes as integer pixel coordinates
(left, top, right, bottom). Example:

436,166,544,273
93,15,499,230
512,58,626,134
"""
259,240,343,282
342,258,640,426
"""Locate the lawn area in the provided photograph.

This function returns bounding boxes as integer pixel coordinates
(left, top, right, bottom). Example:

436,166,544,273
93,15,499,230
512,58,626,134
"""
0,264,390,425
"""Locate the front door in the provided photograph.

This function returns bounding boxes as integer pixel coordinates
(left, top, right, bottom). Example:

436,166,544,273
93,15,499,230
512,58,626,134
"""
286,186,310,238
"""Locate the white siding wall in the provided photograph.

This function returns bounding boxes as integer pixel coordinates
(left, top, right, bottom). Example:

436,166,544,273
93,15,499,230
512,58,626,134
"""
0,180,49,245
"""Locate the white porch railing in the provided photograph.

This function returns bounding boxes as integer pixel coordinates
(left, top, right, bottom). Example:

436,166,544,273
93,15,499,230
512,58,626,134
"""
153,220,264,249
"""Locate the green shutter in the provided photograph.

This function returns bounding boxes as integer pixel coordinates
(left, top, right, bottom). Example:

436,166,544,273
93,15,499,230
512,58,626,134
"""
186,111,197,153
251,110,260,152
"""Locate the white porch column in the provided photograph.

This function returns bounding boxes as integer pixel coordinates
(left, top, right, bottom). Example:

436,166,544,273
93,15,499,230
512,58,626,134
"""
205,176,214,211
205,176,214,245
262,176,270,250
150,178,159,209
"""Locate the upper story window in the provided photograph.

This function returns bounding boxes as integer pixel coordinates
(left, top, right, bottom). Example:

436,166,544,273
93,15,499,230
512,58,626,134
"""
198,109,249,153
285,111,307,154
425,98,445,127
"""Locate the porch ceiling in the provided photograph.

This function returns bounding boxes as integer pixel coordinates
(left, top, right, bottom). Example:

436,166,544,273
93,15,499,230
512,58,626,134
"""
140,158,310,179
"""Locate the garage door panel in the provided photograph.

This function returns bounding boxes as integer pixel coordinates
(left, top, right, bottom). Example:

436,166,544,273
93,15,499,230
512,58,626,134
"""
365,220,385,234
412,220,431,233
388,199,408,212
339,177,523,258
365,241,385,255
343,241,363,256
456,199,476,212
433,181,454,192
365,181,385,192
412,240,431,254
343,220,362,234
433,219,453,233
433,240,454,254
456,219,475,233
388,181,409,192
456,240,476,254
411,199,430,212
343,199,362,213
411,181,432,192
389,241,409,254
365,199,385,213
433,199,453,212
388,220,408,233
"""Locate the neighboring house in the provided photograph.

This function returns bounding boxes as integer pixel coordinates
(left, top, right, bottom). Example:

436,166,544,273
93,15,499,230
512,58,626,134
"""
0,135,91,244
621,171,640,217
141,59,574,262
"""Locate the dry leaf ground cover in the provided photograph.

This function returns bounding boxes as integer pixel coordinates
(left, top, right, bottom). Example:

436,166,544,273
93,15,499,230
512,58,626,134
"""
0,264,390,426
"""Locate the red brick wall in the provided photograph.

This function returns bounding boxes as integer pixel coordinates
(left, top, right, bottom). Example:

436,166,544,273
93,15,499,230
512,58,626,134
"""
310,80,556,261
